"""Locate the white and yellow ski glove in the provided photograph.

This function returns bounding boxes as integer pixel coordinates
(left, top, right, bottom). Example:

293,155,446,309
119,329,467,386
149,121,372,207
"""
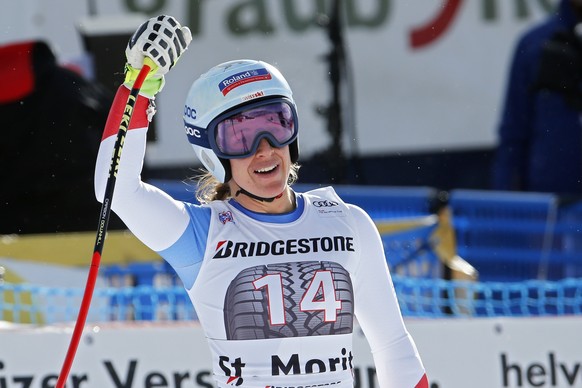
124,15,192,98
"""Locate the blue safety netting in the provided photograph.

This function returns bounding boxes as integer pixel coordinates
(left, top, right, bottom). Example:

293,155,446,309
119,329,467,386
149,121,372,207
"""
4,184,582,325
2,277,582,324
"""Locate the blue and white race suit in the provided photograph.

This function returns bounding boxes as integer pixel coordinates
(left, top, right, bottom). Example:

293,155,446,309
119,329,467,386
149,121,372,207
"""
95,86,428,388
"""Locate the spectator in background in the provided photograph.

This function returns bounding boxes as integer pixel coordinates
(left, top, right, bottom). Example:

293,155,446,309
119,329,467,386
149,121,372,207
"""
0,40,124,234
492,0,582,195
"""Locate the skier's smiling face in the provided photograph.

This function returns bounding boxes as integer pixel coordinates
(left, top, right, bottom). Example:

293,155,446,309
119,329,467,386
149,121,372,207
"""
229,139,292,206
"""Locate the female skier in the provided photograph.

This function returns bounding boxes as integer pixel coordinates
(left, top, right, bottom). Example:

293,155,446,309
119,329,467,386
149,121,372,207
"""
95,15,428,388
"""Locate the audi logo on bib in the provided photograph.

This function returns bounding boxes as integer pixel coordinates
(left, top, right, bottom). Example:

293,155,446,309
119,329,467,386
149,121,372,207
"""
312,200,339,208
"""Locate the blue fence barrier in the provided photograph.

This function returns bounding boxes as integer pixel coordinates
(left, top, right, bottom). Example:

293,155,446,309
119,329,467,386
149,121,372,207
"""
146,181,582,282
394,276,582,317
4,184,582,325
2,277,582,324
449,189,582,281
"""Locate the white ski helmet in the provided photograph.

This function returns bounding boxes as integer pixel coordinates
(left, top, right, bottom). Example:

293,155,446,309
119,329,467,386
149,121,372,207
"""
183,59,299,183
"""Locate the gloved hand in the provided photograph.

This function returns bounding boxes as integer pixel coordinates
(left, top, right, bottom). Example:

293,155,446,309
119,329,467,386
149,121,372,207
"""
124,15,192,98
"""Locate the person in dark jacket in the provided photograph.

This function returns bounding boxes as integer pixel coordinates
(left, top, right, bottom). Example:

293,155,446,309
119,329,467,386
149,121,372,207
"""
0,40,124,234
491,0,582,195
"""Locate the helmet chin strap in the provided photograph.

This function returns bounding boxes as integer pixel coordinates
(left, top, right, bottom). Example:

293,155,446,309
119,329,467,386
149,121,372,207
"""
235,186,284,203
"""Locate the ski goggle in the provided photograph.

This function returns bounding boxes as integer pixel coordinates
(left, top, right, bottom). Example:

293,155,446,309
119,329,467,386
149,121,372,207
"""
208,99,298,159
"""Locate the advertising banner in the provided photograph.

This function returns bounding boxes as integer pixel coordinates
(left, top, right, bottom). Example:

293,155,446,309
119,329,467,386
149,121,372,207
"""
0,1,556,167
1,316,581,388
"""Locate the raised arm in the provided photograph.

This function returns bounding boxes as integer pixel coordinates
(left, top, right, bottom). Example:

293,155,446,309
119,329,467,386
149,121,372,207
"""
94,15,193,251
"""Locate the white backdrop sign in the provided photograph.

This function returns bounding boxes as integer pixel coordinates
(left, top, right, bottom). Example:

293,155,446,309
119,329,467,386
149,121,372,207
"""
0,1,557,167
1,316,581,388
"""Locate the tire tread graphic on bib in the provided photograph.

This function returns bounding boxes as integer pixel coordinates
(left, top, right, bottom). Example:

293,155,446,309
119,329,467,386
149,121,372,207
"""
224,261,354,340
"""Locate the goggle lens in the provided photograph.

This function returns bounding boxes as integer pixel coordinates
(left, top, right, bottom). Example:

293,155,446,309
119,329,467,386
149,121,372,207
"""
213,102,296,158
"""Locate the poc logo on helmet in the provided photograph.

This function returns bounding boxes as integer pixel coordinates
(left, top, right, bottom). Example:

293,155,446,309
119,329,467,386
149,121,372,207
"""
184,105,197,119
312,200,339,208
184,126,201,138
